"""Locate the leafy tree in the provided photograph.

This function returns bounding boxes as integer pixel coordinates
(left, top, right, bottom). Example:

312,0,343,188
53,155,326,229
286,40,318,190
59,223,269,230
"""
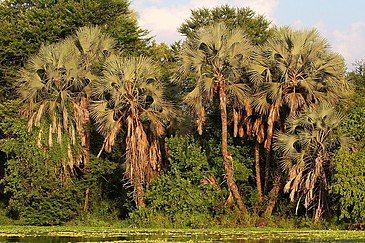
178,23,254,214
330,62,365,225
91,55,173,207
166,136,211,183
331,148,365,224
0,0,148,99
341,61,365,147
274,105,345,222
129,136,222,228
0,100,23,204
179,5,271,45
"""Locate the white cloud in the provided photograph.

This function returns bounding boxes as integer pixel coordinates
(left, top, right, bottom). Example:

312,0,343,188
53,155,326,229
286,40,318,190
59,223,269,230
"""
132,0,279,43
292,19,304,29
332,21,365,68
132,1,365,69
288,19,365,69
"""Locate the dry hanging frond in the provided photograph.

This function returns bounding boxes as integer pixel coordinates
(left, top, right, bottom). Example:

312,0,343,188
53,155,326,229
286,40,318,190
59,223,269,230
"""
233,107,239,137
244,98,252,117
48,124,53,147
238,125,245,138
37,128,43,148
200,174,221,192
197,106,206,135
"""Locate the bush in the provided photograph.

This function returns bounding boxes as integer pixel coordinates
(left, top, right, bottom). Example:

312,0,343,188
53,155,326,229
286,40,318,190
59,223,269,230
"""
340,106,365,147
166,135,212,182
128,136,223,228
2,144,128,225
81,155,133,222
1,134,83,225
331,149,365,224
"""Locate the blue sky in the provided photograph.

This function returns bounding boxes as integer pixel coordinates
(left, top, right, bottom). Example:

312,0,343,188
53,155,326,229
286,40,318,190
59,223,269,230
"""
131,0,365,69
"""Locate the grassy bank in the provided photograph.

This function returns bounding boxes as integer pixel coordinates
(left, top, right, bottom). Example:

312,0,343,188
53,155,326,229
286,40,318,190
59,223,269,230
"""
0,226,365,241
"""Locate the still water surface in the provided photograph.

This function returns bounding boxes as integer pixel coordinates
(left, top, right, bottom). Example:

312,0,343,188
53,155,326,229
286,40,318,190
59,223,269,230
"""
1,233,364,242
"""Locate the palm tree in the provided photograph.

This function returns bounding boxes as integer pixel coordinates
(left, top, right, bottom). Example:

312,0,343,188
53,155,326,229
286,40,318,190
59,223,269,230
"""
72,26,115,210
249,27,350,215
91,55,173,207
274,104,345,222
18,40,80,178
17,26,115,210
178,23,255,214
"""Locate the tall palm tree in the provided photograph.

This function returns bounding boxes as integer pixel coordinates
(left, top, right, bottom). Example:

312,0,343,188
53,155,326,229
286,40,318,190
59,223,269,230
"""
249,27,350,215
18,40,81,177
17,26,115,210
274,104,345,222
72,26,115,210
178,23,255,214
91,55,173,207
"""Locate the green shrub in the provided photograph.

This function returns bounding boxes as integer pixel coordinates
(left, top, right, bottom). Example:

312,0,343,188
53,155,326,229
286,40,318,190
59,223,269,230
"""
2,141,83,225
340,107,365,147
128,136,223,228
331,149,365,223
166,136,211,182
129,174,221,228
205,139,255,205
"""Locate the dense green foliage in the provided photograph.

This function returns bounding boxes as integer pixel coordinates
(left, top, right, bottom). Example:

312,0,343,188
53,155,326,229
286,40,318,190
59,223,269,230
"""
0,1,364,229
0,102,126,225
129,136,221,228
129,136,256,228
331,149,365,223
0,101,80,225
0,0,148,99
179,5,271,44
330,63,365,225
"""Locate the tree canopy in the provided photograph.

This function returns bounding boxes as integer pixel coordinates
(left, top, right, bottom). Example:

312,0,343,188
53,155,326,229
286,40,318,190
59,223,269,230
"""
0,3,363,229
0,0,149,99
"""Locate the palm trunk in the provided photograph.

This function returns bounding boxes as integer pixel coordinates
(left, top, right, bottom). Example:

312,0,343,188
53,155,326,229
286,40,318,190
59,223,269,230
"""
218,80,248,215
135,175,146,207
264,105,276,193
126,116,148,208
263,150,271,193
314,199,323,223
264,171,281,217
255,141,263,202
80,96,90,212
314,157,326,222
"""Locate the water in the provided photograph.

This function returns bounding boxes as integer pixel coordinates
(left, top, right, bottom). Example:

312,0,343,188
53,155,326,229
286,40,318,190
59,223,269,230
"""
1,233,363,242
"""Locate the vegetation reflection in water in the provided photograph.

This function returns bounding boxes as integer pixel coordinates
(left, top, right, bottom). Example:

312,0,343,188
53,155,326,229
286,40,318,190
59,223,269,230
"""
1,228,365,242
1,0,365,234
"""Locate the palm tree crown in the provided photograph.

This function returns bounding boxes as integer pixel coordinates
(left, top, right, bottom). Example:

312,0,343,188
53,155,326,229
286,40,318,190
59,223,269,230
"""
274,104,345,221
17,26,115,175
91,55,173,206
178,22,254,134
250,27,351,150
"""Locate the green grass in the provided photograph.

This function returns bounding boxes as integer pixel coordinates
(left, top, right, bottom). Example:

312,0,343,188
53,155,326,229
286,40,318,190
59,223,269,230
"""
0,226,365,241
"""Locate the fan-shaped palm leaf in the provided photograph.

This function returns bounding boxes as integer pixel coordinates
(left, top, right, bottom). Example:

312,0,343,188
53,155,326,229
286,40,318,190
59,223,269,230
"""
274,104,344,221
91,55,173,207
